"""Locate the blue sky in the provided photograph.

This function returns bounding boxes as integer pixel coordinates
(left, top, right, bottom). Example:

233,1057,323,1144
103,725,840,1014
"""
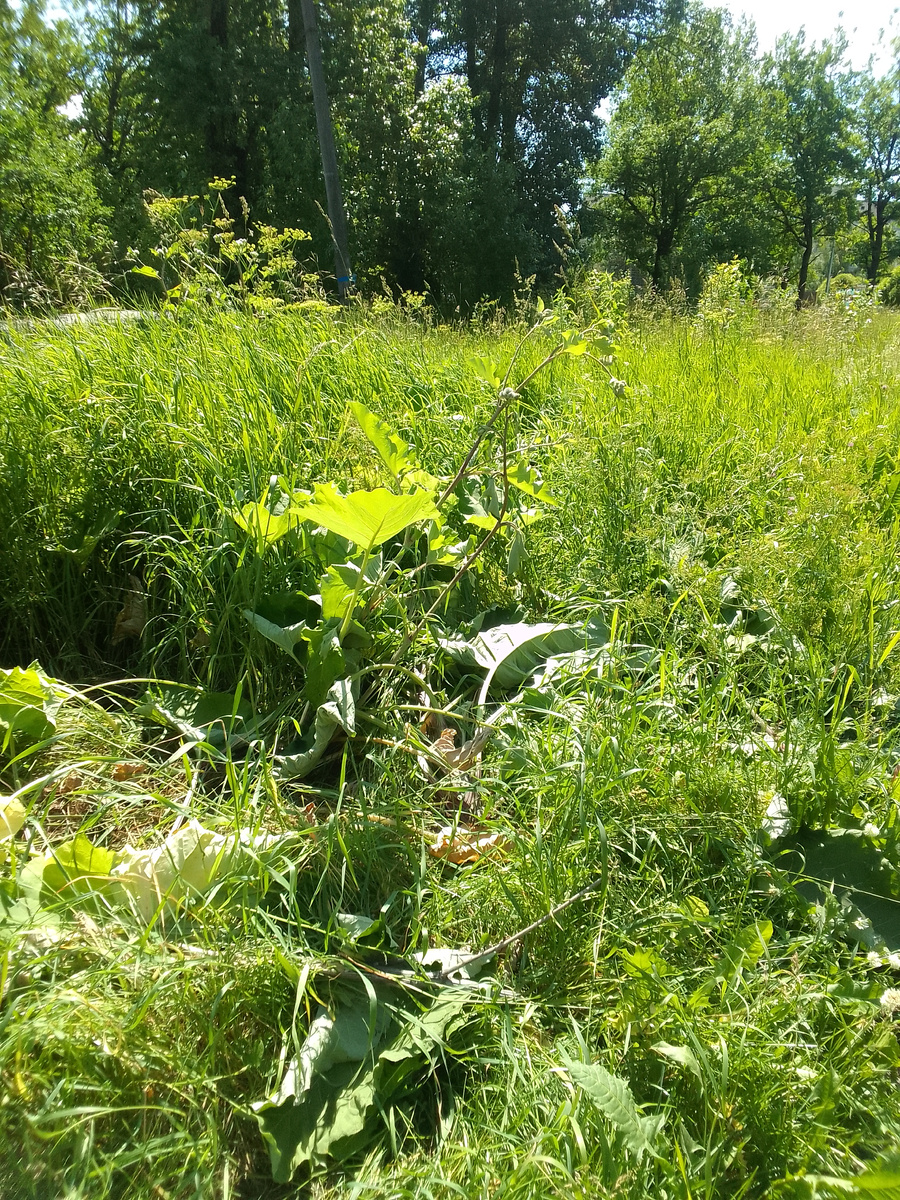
708,0,899,68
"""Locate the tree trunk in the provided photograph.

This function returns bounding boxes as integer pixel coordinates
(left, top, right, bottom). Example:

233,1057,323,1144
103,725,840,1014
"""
410,0,435,99
797,215,813,309
298,0,353,300
870,196,887,284
652,228,675,289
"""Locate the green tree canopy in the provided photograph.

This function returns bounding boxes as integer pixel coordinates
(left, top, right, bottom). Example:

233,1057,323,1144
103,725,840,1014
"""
0,0,108,305
590,2,761,290
760,33,856,304
852,61,900,283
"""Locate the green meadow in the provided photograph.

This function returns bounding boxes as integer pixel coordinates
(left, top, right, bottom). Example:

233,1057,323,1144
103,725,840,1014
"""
2,293,900,1199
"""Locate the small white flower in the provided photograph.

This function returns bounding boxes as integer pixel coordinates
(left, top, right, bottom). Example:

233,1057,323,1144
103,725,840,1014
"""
889,954,900,970
863,823,881,839
881,988,900,1012
867,950,884,967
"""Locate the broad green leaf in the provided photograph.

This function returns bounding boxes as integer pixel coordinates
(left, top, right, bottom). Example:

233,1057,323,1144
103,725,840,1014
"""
456,477,502,529
255,986,473,1181
560,330,587,356
301,621,349,710
136,687,254,750
318,556,381,623
0,794,27,840
427,522,473,566
40,834,117,899
348,401,414,482
621,946,671,978
652,1042,702,1079
46,507,121,568
130,264,160,279
776,829,900,953
803,1172,900,1196
506,528,528,578
718,920,773,987
506,458,557,505
565,1057,661,1160
232,501,297,551
335,912,382,941
468,355,503,389
276,678,356,780
319,568,357,622
0,665,63,752
401,468,442,495
291,484,439,551
244,610,309,659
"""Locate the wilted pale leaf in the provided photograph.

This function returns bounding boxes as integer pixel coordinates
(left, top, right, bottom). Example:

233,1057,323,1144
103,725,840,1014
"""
428,826,506,864
112,575,147,644
0,795,26,840
109,818,281,920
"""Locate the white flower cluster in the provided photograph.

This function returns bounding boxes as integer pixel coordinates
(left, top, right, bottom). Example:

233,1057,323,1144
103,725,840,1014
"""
867,950,900,970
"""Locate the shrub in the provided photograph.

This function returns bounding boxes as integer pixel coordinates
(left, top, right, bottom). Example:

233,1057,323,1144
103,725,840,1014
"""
879,265,900,307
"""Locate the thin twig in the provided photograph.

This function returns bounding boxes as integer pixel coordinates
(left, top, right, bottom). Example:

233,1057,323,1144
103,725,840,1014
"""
436,874,607,981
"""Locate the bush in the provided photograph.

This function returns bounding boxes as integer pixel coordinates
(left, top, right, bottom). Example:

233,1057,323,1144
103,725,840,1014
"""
879,266,900,307
827,273,867,293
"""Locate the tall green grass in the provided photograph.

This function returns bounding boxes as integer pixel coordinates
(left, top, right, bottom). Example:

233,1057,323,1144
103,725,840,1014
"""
2,299,900,1199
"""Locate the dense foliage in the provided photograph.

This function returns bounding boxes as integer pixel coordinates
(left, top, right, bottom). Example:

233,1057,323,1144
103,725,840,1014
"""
2,0,898,309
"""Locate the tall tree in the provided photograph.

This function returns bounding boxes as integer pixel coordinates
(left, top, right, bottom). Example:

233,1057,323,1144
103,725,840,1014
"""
409,0,675,287
591,3,761,290
761,33,855,305
0,0,107,304
853,62,900,283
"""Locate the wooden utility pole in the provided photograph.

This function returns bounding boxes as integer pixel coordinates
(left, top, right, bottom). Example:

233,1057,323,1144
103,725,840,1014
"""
299,0,353,300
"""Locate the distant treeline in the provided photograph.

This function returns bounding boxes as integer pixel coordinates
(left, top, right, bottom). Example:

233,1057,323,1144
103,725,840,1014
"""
0,0,897,309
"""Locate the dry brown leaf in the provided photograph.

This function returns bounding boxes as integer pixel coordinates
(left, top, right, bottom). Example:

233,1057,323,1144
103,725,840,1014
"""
111,762,147,782
428,824,507,865
424,726,493,775
440,727,492,771
112,575,147,644
56,772,84,795
432,726,457,758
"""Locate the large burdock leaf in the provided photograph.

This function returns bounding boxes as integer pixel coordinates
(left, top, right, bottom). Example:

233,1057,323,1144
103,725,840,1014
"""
564,1057,662,1160
348,401,414,483
254,986,474,1181
33,833,117,902
291,484,438,551
0,665,64,753
244,610,310,659
276,679,356,780
438,617,610,706
232,501,298,552
137,686,255,750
